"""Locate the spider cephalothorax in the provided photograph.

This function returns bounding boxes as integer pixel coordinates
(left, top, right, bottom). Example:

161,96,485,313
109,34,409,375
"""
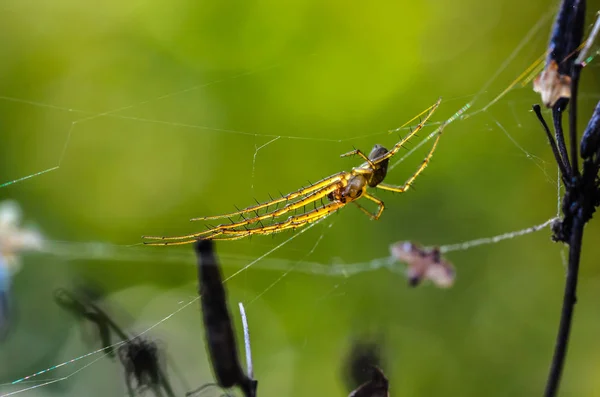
144,98,443,245
327,144,389,204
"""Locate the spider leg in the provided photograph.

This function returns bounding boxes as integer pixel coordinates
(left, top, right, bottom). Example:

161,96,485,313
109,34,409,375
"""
340,149,375,168
351,168,375,177
215,201,346,240
376,127,442,194
149,201,345,245
144,182,340,245
371,98,442,165
144,238,205,246
353,193,385,220
352,202,375,219
191,172,346,221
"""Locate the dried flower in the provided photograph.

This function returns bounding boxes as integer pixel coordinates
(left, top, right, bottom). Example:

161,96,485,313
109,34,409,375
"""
390,241,455,288
0,200,43,272
0,200,43,339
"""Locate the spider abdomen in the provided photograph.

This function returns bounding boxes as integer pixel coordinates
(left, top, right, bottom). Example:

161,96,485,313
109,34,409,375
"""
367,145,389,187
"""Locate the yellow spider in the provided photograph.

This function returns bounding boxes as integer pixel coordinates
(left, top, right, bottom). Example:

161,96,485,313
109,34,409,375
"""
144,98,443,245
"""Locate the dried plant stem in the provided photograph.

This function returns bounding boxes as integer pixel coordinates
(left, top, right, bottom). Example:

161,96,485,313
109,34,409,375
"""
544,215,584,397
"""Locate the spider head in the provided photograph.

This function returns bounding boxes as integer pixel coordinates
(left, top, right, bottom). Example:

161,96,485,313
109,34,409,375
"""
367,145,389,187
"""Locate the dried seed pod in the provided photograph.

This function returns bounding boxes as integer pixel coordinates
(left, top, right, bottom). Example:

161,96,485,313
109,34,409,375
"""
580,100,600,159
533,0,586,107
193,239,256,397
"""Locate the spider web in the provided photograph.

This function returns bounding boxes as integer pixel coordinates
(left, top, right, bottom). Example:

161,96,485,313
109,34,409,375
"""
2,1,600,396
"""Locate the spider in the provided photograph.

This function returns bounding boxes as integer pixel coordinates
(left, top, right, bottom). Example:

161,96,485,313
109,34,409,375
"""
144,98,443,245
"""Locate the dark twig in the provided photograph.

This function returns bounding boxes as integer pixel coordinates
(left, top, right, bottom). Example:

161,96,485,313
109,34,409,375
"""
568,65,582,177
543,63,586,397
544,215,584,397
533,105,570,181
552,102,573,176
532,2,600,396
545,97,600,395
190,239,257,397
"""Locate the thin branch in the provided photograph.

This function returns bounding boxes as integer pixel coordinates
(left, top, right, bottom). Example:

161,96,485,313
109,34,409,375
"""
569,64,583,178
544,215,584,397
552,103,573,177
542,2,589,393
533,105,570,181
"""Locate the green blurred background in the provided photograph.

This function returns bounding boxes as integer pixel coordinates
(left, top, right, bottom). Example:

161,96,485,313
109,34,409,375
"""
2,0,600,396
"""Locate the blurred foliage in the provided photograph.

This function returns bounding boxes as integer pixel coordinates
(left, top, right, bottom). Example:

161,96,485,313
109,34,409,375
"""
1,0,600,396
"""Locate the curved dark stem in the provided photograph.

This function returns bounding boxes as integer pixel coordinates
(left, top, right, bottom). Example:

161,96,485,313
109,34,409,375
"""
533,105,570,182
544,214,584,397
552,104,573,177
569,64,583,178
